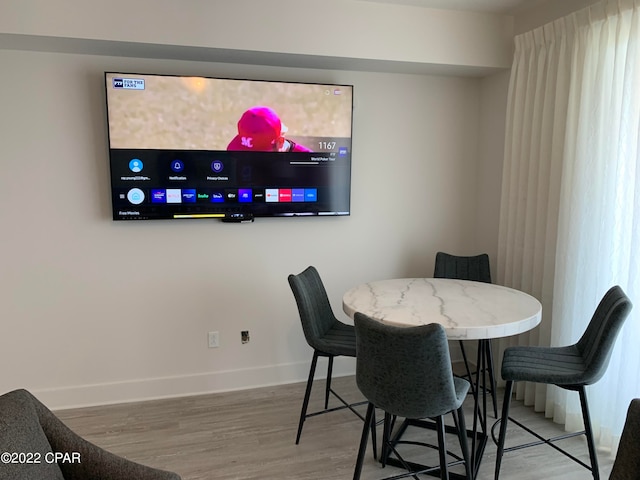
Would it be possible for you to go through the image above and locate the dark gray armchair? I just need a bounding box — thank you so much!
[609,398,640,480]
[0,389,181,480]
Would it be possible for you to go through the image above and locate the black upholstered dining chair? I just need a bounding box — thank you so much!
[493,285,633,480]
[609,398,640,480]
[433,251,498,417]
[352,312,471,480]
[288,266,375,450]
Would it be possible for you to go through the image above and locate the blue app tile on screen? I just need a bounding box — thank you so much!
[238,189,253,203]
[211,191,225,203]
[292,189,305,202]
[151,189,166,203]
[182,189,196,203]
[304,189,317,202]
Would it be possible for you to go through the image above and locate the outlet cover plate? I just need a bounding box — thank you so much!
[208,331,220,348]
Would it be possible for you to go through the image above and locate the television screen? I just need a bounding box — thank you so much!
[104,72,353,221]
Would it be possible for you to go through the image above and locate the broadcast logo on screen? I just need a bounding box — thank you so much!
[112,78,145,90]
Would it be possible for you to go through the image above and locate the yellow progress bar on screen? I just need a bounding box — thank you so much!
[173,213,225,219]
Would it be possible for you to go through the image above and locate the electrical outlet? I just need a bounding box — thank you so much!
[241,330,250,344]
[208,331,220,348]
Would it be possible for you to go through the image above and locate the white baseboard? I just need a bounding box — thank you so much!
[34,357,356,410]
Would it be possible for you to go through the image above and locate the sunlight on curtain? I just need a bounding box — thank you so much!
[497,0,640,454]
[553,0,640,453]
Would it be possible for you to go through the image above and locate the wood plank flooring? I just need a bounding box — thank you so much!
[55,376,615,479]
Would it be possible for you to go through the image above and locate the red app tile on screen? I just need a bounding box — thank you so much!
[279,189,292,202]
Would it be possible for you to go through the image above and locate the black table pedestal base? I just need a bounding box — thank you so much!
[382,418,486,480]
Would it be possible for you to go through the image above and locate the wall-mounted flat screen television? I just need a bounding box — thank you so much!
[104,72,353,221]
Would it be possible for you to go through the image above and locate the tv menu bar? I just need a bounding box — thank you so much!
[120,188,319,206]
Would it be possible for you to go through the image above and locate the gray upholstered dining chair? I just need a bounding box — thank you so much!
[433,251,498,417]
[0,389,181,480]
[494,285,633,480]
[352,312,471,480]
[433,252,492,284]
[609,398,640,480]
[288,266,375,450]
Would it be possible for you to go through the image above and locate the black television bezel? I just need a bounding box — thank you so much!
[104,72,354,222]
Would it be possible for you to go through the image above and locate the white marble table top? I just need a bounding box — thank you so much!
[342,278,542,340]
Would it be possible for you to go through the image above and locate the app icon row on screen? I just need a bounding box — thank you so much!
[128,158,226,174]
[126,188,318,205]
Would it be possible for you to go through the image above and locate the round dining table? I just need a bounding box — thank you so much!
[342,277,542,479]
[343,277,541,339]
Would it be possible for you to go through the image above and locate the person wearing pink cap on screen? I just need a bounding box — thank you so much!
[227,106,312,152]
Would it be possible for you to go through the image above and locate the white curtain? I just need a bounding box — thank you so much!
[497,0,640,455]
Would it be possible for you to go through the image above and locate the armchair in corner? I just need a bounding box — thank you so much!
[0,389,181,480]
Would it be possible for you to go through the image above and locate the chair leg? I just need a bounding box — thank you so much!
[371,408,378,461]
[579,387,600,480]
[484,339,498,418]
[494,380,514,480]
[353,403,375,480]
[381,412,393,467]
[325,355,334,409]
[436,415,449,480]
[455,406,472,480]
[296,351,319,444]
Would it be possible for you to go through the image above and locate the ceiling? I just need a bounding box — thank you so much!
[359,0,543,14]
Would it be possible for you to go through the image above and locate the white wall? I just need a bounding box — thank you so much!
[475,70,511,267]
[0,46,483,408]
[0,0,510,408]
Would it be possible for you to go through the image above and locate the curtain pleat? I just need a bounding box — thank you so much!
[497,19,572,412]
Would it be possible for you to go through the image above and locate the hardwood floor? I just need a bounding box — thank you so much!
[55,376,614,479]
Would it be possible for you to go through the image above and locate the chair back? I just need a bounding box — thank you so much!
[433,251,492,283]
[354,312,463,419]
[288,266,339,350]
[610,398,640,480]
[576,285,633,385]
